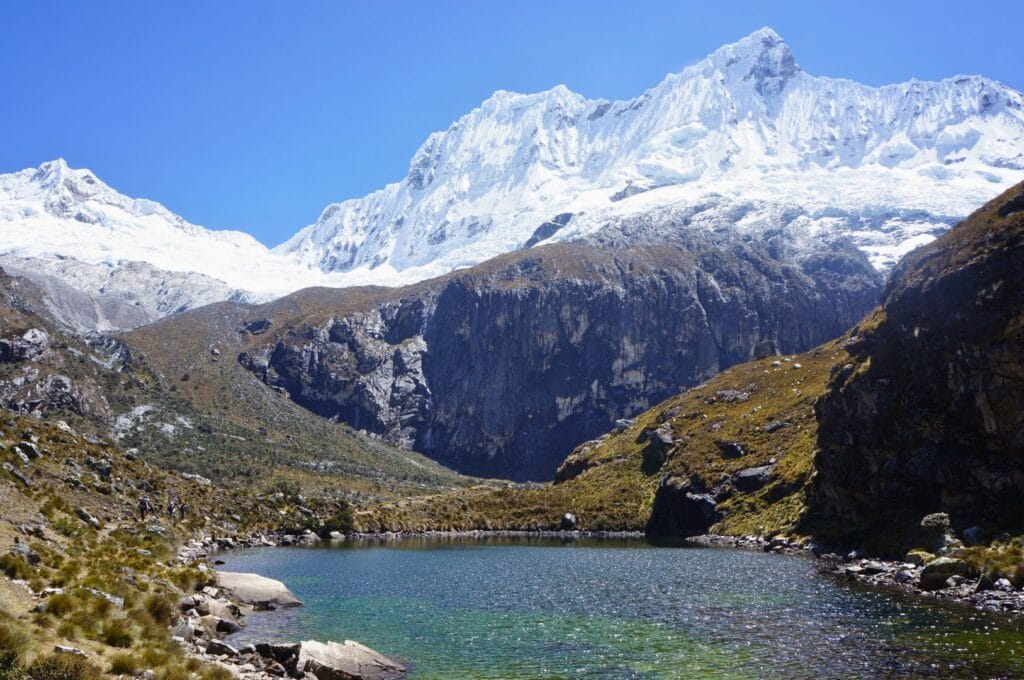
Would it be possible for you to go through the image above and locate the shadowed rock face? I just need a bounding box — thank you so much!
[809,182,1024,549]
[240,233,880,480]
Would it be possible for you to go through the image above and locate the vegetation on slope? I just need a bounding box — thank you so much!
[0,415,287,677]
[357,341,848,537]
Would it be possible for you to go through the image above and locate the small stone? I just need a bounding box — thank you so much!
[861,561,887,575]
[895,569,915,584]
[975,574,995,592]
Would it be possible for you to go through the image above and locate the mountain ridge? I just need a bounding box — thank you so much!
[2,28,1023,331]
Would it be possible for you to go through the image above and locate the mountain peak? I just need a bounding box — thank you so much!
[705,27,799,96]
[32,158,71,189]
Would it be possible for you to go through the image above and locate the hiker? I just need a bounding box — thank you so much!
[167,499,176,519]
[138,496,151,521]
[179,503,189,522]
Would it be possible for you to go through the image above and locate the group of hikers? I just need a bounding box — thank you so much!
[137,495,189,523]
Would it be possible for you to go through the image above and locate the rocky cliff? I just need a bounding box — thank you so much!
[238,230,880,480]
[808,182,1024,549]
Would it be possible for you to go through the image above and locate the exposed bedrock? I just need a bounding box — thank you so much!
[240,236,880,480]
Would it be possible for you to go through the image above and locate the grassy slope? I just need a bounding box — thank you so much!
[0,414,288,677]
[357,340,847,535]
[115,299,468,496]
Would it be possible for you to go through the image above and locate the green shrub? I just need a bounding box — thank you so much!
[142,594,174,626]
[55,622,77,641]
[318,500,356,537]
[24,654,102,680]
[0,554,31,581]
[44,594,75,618]
[98,618,133,648]
[51,518,81,539]
[0,619,29,676]
[107,654,139,675]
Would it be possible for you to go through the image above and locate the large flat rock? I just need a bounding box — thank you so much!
[215,571,302,608]
[298,640,406,680]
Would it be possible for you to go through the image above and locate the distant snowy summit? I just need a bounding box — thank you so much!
[281,27,1024,274]
[2,28,1024,328]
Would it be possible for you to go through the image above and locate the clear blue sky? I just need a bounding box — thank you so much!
[3,1,1022,246]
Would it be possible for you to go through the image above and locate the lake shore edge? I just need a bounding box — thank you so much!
[175,526,1024,676]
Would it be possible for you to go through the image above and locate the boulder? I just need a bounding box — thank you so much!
[920,557,971,591]
[75,507,101,529]
[216,571,302,608]
[10,541,40,565]
[716,441,747,459]
[238,319,272,335]
[15,441,42,460]
[731,465,774,493]
[205,639,238,658]
[963,526,984,546]
[169,621,194,642]
[3,462,31,487]
[216,619,242,635]
[904,549,934,566]
[641,423,675,473]
[297,640,406,680]
[752,340,780,360]
[255,643,301,670]
[645,476,721,537]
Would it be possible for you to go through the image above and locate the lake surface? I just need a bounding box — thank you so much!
[219,536,1024,679]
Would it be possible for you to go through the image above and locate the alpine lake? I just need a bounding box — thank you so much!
[219,536,1024,679]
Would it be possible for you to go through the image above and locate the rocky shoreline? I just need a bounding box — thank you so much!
[172,526,1024,678]
[174,532,407,679]
[689,533,1024,619]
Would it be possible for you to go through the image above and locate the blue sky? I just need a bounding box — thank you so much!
[3,1,1022,246]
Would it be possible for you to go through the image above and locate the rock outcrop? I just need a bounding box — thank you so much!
[240,232,880,480]
[215,571,302,608]
[809,182,1024,550]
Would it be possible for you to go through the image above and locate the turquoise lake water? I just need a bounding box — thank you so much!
[219,536,1024,679]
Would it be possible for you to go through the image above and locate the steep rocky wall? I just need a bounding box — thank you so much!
[239,234,880,480]
[809,183,1024,549]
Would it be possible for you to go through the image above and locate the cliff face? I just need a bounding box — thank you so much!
[809,182,1024,547]
[239,233,880,480]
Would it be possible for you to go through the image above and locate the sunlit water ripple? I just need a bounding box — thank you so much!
[219,537,1024,679]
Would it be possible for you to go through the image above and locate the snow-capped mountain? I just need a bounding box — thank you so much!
[3,28,1024,331]
[0,159,336,329]
[281,27,1024,274]
[0,159,322,296]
